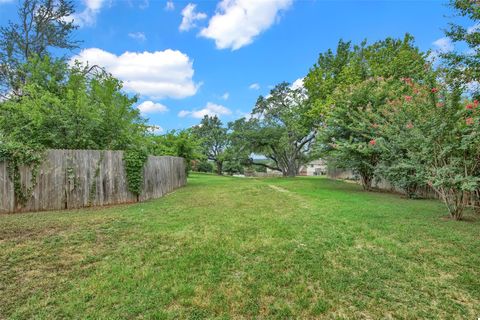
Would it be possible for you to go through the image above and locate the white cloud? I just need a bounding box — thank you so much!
[72,48,199,99]
[433,37,454,53]
[128,32,146,42]
[178,102,232,118]
[249,83,260,90]
[199,0,292,50]
[165,0,174,11]
[221,92,229,100]
[291,78,304,90]
[70,0,106,27]
[137,101,169,113]
[179,3,207,32]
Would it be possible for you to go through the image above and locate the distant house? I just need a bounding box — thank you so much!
[264,159,328,176]
[299,159,327,176]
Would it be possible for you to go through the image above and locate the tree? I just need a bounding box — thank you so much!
[443,0,480,98]
[304,39,361,121]
[230,82,317,177]
[0,56,147,150]
[378,79,479,220]
[146,129,201,173]
[0,0,78,96]
[306,35,430,189]
[320,79,395,190]
[193,115,229,175]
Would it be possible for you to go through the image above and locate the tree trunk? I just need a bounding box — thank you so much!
[360,173,373,191]
[282,161,297,177]
[216,161,223,175]
[474,189,480,215]
[441,188,465,220]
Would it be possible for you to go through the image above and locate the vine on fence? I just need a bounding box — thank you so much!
[0,142,44,205]
[124,148,148,198]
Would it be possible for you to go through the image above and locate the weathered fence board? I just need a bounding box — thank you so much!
[0,149,186,213]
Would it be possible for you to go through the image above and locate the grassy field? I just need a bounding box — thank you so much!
[1,173,479,319]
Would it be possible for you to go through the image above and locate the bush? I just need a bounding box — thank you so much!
[195,160,214,173]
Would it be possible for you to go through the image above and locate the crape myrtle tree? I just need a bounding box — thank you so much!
[339,77,434,196]
[193,115,229,175]
[0,0,78,97]
[373,79,480,220]
[230,82,318,177]
[305,34,431,190]
[442,0,480,212]
[321,78,394,190]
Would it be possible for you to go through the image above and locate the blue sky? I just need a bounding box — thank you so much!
[0,0,459,133]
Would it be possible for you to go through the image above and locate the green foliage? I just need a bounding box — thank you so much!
[222,158,244,175]
[443,0,480,97]
[308,35,430,190]
[0,56,148,150]
[308,33,479,218]
[376,81,480,219]
[305,34,429,121]
[0,140,44,205]
[0,0,78,95]
[230,82,318,177]
[146,129,201,173]
[194,160,214,173]
[123,148,148,197]
[192,115,229,175]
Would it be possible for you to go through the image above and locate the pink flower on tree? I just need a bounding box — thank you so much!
[466,117,474,125]
[431,88,438,93]
[369,139,376,146]
[404,96,412,102]
[466,104,474,110]
[436,102,444,108]
[406,122,414,129]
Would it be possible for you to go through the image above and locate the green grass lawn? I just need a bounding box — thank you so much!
[1,174,479,319]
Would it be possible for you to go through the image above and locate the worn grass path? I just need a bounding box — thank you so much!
[1,174,479,319]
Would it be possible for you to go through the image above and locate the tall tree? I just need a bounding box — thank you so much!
[0,0,78,96]
[306,35,430,189]
[442,0,479,98]
[230,82,317,177]
[193,115,229,175]
[304,39,361,121]
[0,56,147,150]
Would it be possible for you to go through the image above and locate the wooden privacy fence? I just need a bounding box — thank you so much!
[0,149,187,213]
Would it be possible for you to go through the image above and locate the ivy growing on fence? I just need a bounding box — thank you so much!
[0,142,44,205]
[124,148,148,198]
